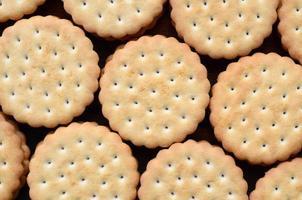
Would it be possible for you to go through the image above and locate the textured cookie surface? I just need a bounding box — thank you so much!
[99,35,210,148]
[28,122,139,200]
[210,53,302,165]
[0,113,30,190]
[0,16,100,128]
[63,0,166,39]
[250,158,302,200]
[0,0,45,22]
[138,140,248,200]
[279,0,302,64]
[0,114,27,200]
[170,0,279,59]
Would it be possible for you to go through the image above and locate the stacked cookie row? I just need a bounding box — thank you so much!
[0,0,295,59]
[3,118,302,200]
[0,0,302,199]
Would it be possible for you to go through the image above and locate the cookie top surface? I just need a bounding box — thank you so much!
[250,158,302,200]
[279,0,302,64]
[0,114,25,200]
[170,0,279,59]
[27,122,139,200]
[210,53,302,165]
[0,113,30,175]
[0,0,45,22]
[63,0,166,39]
[99,35,210,148]
[0,16,100,128]
[138,140,248,200]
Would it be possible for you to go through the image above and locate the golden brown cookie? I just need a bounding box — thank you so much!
[279,0,302,64]
[99,35,210,148]
[63,0,166,39]
[211,53,302,165]
[0,16,100,128]
[0,0,45,22]
[27,122,139,200]
[0,113,29,200]
[250,158,302,200]
[139,140,248,200]
[170,0,279,59]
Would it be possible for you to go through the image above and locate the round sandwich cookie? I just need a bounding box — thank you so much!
[210,53,302,165]
[170,0,279,59]
[0,0,45,22]
[250,158,302,200]
[99,35,210,148]
[0,112,30,200]
[0,16,100,128]
[138,140,248,200]
[63,0,166,40]
[279,0,302,64]
[27,122,139,200]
